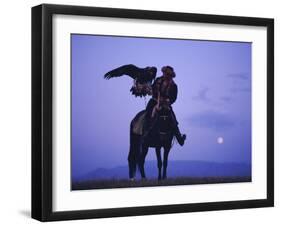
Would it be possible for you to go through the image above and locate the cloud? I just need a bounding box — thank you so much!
[227,73,251,93]
[227,73,249,80]
[192,87,210,102]
[187,110,235,131]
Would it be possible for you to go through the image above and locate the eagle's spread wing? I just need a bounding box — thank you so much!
[104,64,141,80]
[104,64,157,97]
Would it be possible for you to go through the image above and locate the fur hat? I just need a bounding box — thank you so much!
[162,66,176,78]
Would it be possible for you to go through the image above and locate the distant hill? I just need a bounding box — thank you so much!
[75,160,251,182]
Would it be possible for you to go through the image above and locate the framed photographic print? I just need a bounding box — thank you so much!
[32,4,274,221]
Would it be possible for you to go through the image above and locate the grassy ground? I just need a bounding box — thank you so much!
[72,176,251,190]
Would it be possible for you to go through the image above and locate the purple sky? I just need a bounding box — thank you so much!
[71,34,252,179]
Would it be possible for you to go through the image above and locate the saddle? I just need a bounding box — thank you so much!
[132,108,171,137]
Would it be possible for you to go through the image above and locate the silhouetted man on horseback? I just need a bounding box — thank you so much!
[144,66,186,146]
[104,64,186,180]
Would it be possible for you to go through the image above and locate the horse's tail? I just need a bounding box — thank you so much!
[128,124,137,178]
[128,111,145,179]
[129,121,139,153]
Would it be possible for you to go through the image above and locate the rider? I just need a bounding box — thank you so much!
[145,66,186,146]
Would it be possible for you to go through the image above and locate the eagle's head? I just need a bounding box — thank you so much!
[146,66,157,81]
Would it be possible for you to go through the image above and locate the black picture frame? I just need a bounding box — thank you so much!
[32,3,274,222]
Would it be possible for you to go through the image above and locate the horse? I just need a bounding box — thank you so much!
[128,107,175,180]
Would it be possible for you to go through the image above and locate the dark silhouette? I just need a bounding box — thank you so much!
[104,64,157,97]
[128,107,176,180]
[144,66,186,145]
[104,65,186,180]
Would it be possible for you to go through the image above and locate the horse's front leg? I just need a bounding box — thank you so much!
[155,147,162,180]
[163,146,171,179]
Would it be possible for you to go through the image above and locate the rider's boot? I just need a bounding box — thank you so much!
[169,111,186,146]
[173,124,186,146]
[175,130,186,146]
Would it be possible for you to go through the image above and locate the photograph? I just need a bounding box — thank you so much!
[71,34,252,190]
[31,3,274,221]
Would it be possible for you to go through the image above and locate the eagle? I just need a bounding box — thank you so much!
[104,64,157,97]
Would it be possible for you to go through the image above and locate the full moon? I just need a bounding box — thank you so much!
[217,137,224,144]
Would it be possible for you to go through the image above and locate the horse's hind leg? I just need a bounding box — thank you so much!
[138,145,149,179]
[163,147,171,179]
[128,133,139,180]
[155,147,162,180]
[128,148,136,180]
